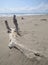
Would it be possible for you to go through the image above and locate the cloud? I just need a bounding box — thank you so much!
[24,2,48,11]
[0,2,48,13]
[36,2,48,11]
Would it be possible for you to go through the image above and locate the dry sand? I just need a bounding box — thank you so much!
[0,15,48,65]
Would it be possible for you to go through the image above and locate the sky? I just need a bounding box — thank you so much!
[0,0,48,14]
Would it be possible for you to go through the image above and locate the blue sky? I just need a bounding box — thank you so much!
[0,0,48,14]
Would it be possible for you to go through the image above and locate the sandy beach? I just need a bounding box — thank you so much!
[0,14,48,65]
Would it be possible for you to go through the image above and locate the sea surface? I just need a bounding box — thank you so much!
[0,13,47,17]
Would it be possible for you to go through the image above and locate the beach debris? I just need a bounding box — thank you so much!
[41,19,47,21]
[5,20,11,33]
[21,17,24,20]
[13,15,21,36]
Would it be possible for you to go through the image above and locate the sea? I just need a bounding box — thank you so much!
[0,13,47,17]
[0,13,32,17]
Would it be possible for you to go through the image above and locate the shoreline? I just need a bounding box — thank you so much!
[0,14,48,17]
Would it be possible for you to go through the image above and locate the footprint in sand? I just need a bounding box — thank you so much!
[34,24,39,26]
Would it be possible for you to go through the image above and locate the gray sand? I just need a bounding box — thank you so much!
[0,15,48,65]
